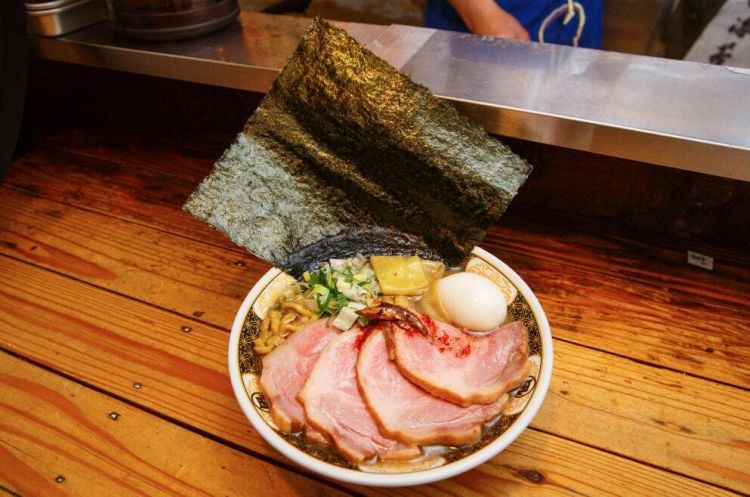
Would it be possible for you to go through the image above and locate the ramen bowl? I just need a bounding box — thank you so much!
[228,246,552,487]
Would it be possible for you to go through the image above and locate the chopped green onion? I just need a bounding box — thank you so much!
[300,258,380,316]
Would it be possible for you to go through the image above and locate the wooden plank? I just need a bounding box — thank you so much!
[34,127,750,255]
[541,340,750,492]
[34,128,222,181]
[0,188,268,328]
[0,256,745,494]
[4,142,749,388]
[481,218,750,388]
[0,352,352,497]
[3,343,728,497]
[6,144,236,250]
[0,253,261,455]
[362,430,736,497]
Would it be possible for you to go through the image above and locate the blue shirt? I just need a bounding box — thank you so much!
[425,0,603,49]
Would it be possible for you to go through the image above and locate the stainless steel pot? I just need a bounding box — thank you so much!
[25,0,107,37]
[104,0,239,41]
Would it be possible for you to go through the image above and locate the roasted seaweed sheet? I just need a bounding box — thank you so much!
[184,18,531,270]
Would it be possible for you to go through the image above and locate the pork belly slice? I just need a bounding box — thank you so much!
[259,319,339,433]
[358,327,506,446]
[385,319,530,406]
[298,329,420,463]
[304,426,329,446]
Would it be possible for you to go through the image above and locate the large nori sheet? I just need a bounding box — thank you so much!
[184,18,532,270]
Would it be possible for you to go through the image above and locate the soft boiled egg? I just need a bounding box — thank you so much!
[435,272,508,331]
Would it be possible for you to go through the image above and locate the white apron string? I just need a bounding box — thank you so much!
[538,0,587,47]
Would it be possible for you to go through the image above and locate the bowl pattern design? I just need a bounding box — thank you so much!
[234,250,545,473]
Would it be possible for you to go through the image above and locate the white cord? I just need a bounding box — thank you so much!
[538,0,587,47]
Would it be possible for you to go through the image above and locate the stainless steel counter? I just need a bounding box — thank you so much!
[30,11,750,181]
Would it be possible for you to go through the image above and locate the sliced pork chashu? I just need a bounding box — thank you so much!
[259,319,338,433]
[357,326,505,446]
[385,319,530,406]
[298,329,420,462]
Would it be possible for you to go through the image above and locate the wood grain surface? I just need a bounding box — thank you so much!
[4,133,749,389]
[0,262,738,497]
[3,341,731,497]
[9,137,233,248]
[483,220,750,388]
[0,255,746,494]
[0,188,263,328]
[0,353,351,497]
[1,126,748,496]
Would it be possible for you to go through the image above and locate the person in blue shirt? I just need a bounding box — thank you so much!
[425,0,603,49]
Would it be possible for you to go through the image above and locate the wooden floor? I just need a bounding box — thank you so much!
[0,124,749,496]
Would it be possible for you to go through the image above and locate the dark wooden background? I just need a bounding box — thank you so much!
[18,60,750,261]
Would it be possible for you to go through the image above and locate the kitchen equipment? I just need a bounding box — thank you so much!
[25,0,106,37]
[104,0,239,42]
